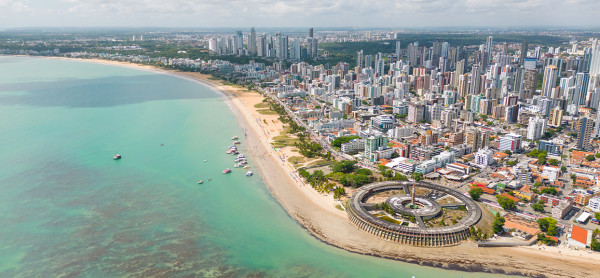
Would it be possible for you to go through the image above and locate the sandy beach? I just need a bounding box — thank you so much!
[51,57,600,278]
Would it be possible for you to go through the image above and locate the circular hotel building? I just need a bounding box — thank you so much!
[346,181,481,247]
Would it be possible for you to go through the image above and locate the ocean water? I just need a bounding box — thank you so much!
[0,56,501,277]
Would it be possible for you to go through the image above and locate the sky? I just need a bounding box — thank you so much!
[0,0,599,29]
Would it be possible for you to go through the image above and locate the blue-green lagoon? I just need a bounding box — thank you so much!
[0,56,500,277]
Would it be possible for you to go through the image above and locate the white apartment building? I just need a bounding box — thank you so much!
[474,148,494,167]
[526,116,547,140]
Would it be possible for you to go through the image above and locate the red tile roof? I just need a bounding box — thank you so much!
[571,225,588,245]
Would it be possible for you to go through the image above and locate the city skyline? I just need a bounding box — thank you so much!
[1,0,600,29]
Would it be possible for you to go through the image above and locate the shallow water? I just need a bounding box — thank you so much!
[0,56,504,277]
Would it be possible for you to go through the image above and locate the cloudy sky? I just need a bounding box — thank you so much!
[0,0,599,28]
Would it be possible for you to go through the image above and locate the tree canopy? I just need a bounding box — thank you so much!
[469,187,483,201]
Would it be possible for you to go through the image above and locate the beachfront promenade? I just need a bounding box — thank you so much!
[347,181,482,247]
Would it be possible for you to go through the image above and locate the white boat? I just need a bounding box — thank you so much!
[246,171,253,176]
[113,154,122,160]
[233,141,241,145]
[231,136,238,140]
[203,160,207,162]
[197,180,204,184]
[236,154,246,159]
[234,163,244,168]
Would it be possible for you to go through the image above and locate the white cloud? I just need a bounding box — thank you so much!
[0,0,32,13]
[1,0,598,27]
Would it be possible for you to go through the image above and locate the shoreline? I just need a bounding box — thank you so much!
[40,56,600,277]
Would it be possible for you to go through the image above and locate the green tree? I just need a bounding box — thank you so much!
[355,168,372,176]
[331,136,360,148]
[537,153,547,165]
[537,217,558,236]
[492,213,506,234]
[591,238,600,251]
[504,150,512,155]
[469,187,484,201]
[540,187,558,195]
[411,172,424,182]
[548,159,559,166]
[333,186,346,200]
[496,195,516,210]
[532,203,544,212]
[507,160,517,166]
[561,166,567,172]
[586,155,596,161]
[331,161,357,173]
[596,153,600,158]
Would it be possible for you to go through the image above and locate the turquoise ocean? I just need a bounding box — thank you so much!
[0,56,501,277]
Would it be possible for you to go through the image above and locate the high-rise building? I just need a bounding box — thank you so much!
[408,102,425,123]
[519,40,528,66]
[469,66,481,96]
[274,33,288,60]
[365,133,389,162]
[407,42,419,66]
[365,55,373,69]
[548,106,564,127]
[577,117,594,150]
[248,27,257,56]
[590,39,600,76]
[307,28,318,59]
[522,69,538,99]
[208,38,218,53]
[396,41,402,60]
[485,36,493,62]
[574,72,590,105]
[541,65,558,97]
[257,35,266,57]
[233,31,244,55]
[593,111,600,138]
[375,59,385,76]
[465,127,489,152]
[474,148,494,167]
[499,133,522,152]
[356,50,364,69]
[454,59,465,86]
[526,116,547,140]
[289,38,301,60]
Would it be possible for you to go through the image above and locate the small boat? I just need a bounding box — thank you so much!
[160,144,164,146]
[243,166,250,169]
[203,160,207,162]
[113,154,122,160]
[231,136,238,140]
[233,141,241,145]
[236,154,246,159]
[234,163,243,168]
[222,168,232,174]
[197,180,204,184]
[246,171,253,176]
